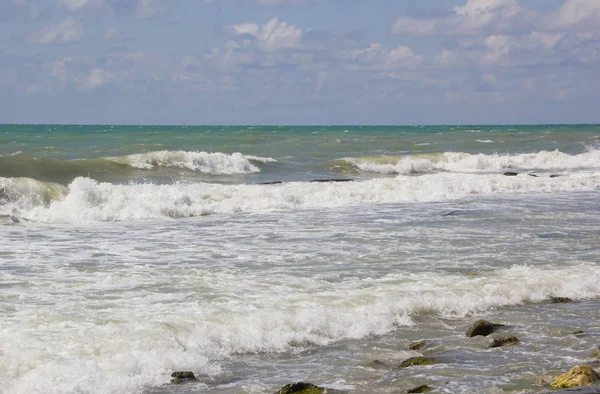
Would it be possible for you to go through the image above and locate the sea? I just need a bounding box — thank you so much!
[1,124,600,394]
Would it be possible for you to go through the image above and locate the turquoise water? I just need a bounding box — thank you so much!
[1,124,600,393]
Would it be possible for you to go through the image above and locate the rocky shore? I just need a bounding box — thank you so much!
[167,296,600,393]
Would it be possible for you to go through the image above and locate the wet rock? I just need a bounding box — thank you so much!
[397,356,436,368]
[406,384,433,393]
[528,173,539,177]
[408,341,426,351]
[592,347,600,360]
[573,330,585,335]
[489,336,519,348]
[503,171,519,176]
[309,178,354,183]
[550,365,599,389]
[170,371,197,384]
[367,359,388,369]
[551,297,574,303]
[466,320,505,337]
[274,382,327,394]
[549,174,563,178]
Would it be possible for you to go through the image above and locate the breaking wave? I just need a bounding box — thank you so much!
[334,149,600,174]
[3,171,599,223]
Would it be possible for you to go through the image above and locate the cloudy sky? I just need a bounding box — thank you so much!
[1,0,599,125]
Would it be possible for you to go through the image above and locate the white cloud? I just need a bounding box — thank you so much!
[231,18,303,52]
[27,18,83,45]
[80,67,113,91]
[391,0,532,36]
[135,0,163,18]
[343,43,423,70]
[58,0,90,11]
[552,0,600,30]
[51,58,72,80]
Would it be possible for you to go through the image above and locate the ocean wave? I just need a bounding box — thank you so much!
[108,151,276,174]
[6,172,599,223]
[335,149,600,174]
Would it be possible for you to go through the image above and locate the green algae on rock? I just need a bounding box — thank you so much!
[397,356,436,368]
[408,341,426,351]
[550,365,599,389]
[489,336,519,348]
[550,297,573,303]
[274,382,327,394]
[170,371,197,384]
[466,319,505,337]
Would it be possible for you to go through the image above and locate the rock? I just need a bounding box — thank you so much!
[573,330,585,335]
[592,347,600,360]
[408,341,426,351]
[550,174,563,178]
[527,173,539,177]
[406,384,433,393]
[274,382,327,394]
[503,171,519,176]
[309,178,354,183]
[170,371,197,384]
[489,336,519,348]
[551,297,574,303]
[367,359,388,369]
[466,320,505,337]
[398,356,436,368]
[550,365,599,389]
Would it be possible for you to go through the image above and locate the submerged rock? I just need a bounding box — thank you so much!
[592,347,600,360]
[406,384,433,393]
[573,330,585,335]
[551,297,574,303]
[170,371,197,384]
[397,356,436,368]
[274,382,327,394]
[503,171,519,176]
[408,341,426,351]
[466,320,505,337]
[550,365,599,389]
[367,359,388,369]
[489,336,519,348]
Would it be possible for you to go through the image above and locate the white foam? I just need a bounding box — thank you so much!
[343,149,600,174]
[2,260,600,394]
[10,172,599,223]
[109,150,275,174]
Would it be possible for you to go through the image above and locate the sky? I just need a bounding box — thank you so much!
[1,0,599,125]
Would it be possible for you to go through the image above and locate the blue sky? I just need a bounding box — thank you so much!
[1,0,599,125]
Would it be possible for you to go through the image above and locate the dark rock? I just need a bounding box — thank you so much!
[489,336,519,348]
[309,178,354,183]
[398,356,436,368]
[550,174,563,178]
[551,297,574,303]
[367,359,388,369]
[503,171,519,176]
[408,341,426,351]
[466,320,505,337]
[573,330,584,335]
[274,382,326,394]
[261,181,283,185]
[592,347,600,360]
[527,173,539,177]
[170,371,197,384]
[406,384,433,393]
